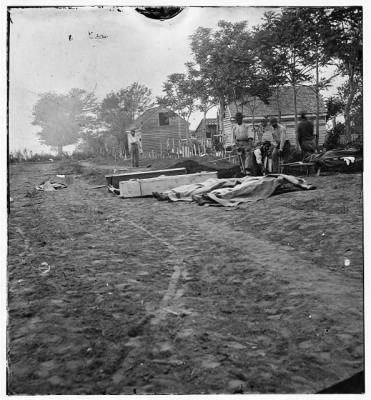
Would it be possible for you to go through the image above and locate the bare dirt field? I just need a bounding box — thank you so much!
[7,159,363,394]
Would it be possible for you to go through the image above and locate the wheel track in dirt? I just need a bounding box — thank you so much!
[110,201,363,393]
[7,163,363,394]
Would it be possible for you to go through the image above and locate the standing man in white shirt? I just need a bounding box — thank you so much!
[269,117,287,173]
[232,112,253,174]
[127,129,142,167]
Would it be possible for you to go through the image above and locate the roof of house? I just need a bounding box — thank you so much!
[227,86,327,119]
[128,106,186,130]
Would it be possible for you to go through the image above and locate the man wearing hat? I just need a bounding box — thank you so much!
[127,128,142,167]
[269,117,287,172]
[232,112,253,173]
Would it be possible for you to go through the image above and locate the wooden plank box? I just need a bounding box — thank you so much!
[105,168,187,188]
[119,171,218,198]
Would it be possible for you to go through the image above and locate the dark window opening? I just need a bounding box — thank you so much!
[159,112,170,126]
[206,125,217,138]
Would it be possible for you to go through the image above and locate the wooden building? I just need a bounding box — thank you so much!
[129,106,189,154]
[222,86,327,148]
[194,117,219,149]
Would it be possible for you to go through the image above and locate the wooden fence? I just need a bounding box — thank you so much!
[142,137,239,165]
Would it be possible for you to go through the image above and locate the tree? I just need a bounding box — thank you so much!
[186,64,217,143]
[337,75,363,137]
[118,82,154,120]
[321,7,362,142]
[294,8,341,148]
[95,83,153,157]
[32,88,97,155]
[157,73,196,139]
[188,20,273,146]
[256,9,315,144]
[253,12,290,121]
[99,92,133,157]
[326,95,345,118]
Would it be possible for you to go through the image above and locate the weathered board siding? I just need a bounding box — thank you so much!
[259,118,327,146]
[223,105,327,147]
[223,110,234,147]
[222,85,328,147]
[140,108,189,153]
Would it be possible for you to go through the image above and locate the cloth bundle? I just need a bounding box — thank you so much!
[153,174,314,207]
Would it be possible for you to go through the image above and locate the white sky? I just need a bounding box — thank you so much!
[1,1,371,397]
[7,5,347,154]
[8,6,275,153]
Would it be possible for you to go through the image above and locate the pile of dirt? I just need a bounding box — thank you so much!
[169,159,243,179]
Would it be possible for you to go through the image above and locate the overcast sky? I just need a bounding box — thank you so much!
[8,5,346,153]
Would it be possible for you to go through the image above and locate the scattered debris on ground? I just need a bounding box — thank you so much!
[8,161,363,394]
[36,180,68,191]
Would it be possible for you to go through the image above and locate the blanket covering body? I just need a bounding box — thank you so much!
[153,174,314,207]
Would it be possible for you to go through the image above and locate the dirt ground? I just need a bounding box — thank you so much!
[7,159,364,394]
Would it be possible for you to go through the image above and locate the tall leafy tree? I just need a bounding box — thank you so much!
[118,82,154,120]
[229,24,272,134]
[32,88,98,155]
[188,20,272,144]
[294,8,342,147]
[321,7,362,142]
[186,63,217,140]
[188,22,243,141]
[256,9,315,141]
[97,83,153,156]
[99,92,133,157]
[253,12,289,121]
[157,73,196,139]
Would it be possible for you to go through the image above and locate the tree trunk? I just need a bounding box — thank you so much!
[57,144,63,156]
[275,86,281,121]
[293,82,298,148]
[219,97,225,149]
[292,50,299,148]
[186,113,191,141]
[251,98,256,143]
[177,114,181,141]
[315,54,320,149]
[203,110,207,141]
[344,64,356,144]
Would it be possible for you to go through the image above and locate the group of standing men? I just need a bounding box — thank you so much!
[232,112,316,176]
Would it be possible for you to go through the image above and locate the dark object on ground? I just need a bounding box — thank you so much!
[170,160,216,173]
[317,371,364,394]
[218,166,243,179]
[170,159,244,179]
[286,149,304,163]
[306,148,363,173]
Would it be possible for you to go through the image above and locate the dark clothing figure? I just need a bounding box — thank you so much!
[249,141,272,176]
[297,115,315,157]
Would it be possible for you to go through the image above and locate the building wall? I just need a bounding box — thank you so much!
[223,112,327,147]
[195,123,217,140]
[139,109,189,153]
[223,107,234,148]
[259,116,327,146]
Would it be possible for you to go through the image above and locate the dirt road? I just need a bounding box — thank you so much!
[7,161,363,394]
